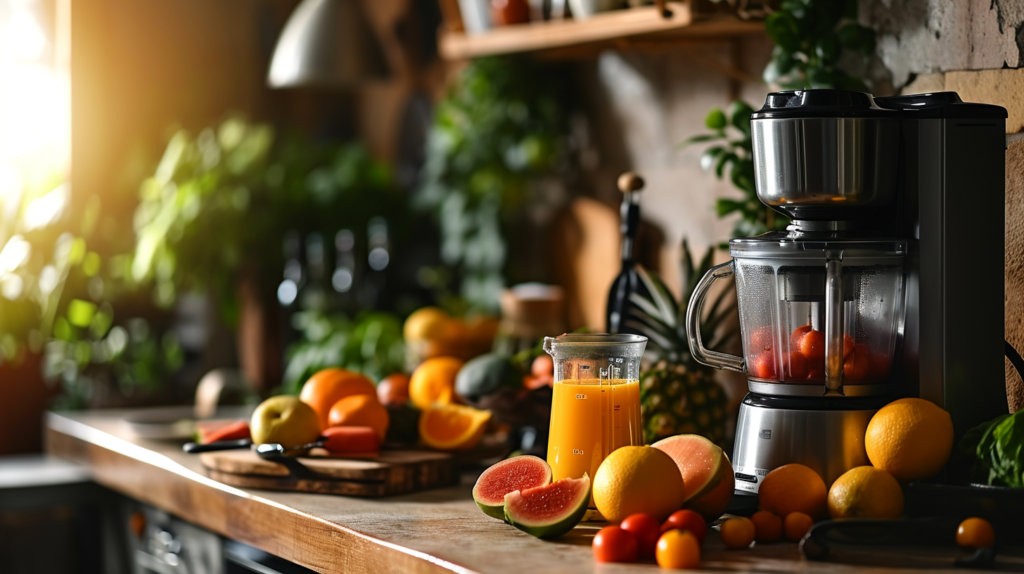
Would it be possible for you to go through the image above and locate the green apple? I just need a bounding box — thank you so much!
[250,396,321,447]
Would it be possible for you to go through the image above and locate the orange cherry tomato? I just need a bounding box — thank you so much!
[620,513,661,559]
[592,526,638,563]
[795,328,825,361]
[789,324,812,350]
[956,517,995,549]
[720,517,755,549]
[751,510,783,543]
[784,512,814,542]
[662,509,707,544]
[656,529,700,569]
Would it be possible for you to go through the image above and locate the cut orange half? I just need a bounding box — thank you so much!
[419,404,491,450]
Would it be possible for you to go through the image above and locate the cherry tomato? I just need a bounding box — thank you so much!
[661,509,707,544]
[956,517,995,549]
[784,512,814,542]
[788,352,809,380]
[794,328,825,361]
[789,324,812,350]
[592,525,638,563]
[843,343,870,380]
[620,513,661,559]
[751,510,782,543]
[750,327,774,354]
[752,352,776,379]
[656,529,700,569]
[720,517,755,549]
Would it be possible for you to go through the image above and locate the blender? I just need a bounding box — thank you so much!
[543,334,646,506]
[686,89,1009,498]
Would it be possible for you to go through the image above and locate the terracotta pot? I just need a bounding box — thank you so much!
[236,271,283,397]
[0,353,53,455]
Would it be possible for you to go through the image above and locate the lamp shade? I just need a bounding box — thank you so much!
[267,0,390,89]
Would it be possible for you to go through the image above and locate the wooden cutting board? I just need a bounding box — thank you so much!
[199,449,457,496]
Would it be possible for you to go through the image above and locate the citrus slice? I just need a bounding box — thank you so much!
[419,404,491,450]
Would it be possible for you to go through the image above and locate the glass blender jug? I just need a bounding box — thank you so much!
[687,236,907,397]
[543,334,647,488]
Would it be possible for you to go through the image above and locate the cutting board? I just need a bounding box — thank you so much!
[199,449,457,496]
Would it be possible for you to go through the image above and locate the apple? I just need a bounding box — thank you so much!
[250,396,321,447]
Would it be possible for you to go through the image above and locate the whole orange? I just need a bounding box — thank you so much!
[783,512,814,542]
[720,517,755,549]
[865,398,953,482]
[409,357,464,409]
[299,368,377,430]
[750,510,782,543]
[327,394,390,440]
[758,464,828,519]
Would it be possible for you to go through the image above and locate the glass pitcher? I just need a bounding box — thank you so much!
[543,334,647,490]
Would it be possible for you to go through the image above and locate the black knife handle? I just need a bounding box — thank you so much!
[182,439,252,453]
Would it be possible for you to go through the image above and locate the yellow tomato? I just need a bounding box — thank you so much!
[956,517,995,549]
[655,529,700,569]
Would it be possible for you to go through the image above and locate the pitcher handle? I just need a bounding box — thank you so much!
[686,260,745,373]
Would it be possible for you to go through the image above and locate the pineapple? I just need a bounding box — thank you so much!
[627,240,737,446]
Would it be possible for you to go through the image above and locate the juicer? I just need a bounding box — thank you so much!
[685,90,1009,497]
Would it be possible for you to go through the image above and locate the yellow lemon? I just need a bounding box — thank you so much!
[827,466,904,519]
[865,398,953,482]
[593,445,686,523]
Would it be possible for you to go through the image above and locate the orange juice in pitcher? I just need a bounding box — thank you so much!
[543,334,647,504]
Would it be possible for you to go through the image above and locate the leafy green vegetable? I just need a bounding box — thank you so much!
[962,411,1024,488]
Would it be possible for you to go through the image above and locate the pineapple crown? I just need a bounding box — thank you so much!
[627,239,737,366]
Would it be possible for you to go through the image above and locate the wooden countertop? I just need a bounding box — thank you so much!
[46,408,1013,574]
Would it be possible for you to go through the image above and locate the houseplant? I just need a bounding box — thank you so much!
[131,117,400,393]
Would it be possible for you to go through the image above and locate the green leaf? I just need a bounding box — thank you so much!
[678,133,725,148]
[716,199,745,217]
[67,299,97,329]
[727,101,755,135]
[715,152,738,178]
[700,147,726,171]
[765,12,801,53]
[704,108,727,130]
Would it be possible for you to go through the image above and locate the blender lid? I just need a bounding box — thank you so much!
[751,89,896,120]
[729,231,906,260]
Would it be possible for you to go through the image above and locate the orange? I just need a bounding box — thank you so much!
[865,398,953,482]
[327,394,390,441]
[418,403,491,450]
[750,510,782,543]
[827,466,903,519]
[403,307,455,341]
[720,517,755,549]
[299,368,377,429]
[409,357,464,409]
[758,464,828,519]
[592,446,686,523]
[783,512,814,542]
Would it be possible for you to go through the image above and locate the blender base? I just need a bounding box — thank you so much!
[731,393,889,495]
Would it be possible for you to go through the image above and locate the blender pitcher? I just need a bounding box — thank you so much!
[543,334,647,491]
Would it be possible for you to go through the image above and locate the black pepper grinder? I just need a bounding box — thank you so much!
[606,171,645,334]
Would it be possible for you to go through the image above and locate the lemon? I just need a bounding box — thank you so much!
[827,466,904,519]
[593,446,686,523]
[865,398,953,482]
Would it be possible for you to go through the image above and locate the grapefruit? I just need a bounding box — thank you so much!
[593,446,686,523]
[652,434,735,521]
[504,474,591,539]
[472,456,552,520]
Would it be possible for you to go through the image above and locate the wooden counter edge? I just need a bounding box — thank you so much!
[44,412,478,574]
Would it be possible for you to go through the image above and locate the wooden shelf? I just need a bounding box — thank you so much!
[438,2,765,60]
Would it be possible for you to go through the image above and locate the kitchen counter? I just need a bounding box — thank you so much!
[46,408,1018,574]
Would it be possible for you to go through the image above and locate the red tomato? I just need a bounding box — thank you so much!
[749,327,774,354]
[789,325,812,351]
[592,526,638,564]
[956,517,994,549]
[868,351,890,379]
[796,329,825,362]
[620,514,661,559]
[752,352,777,379]
[843,344,870,380]
[843,334,856,359]
[787,352,809,380]
[662,510,707,543]
[656,529,701,569]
